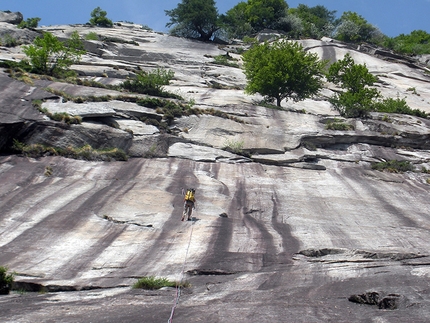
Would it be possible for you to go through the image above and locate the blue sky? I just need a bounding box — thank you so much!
[3,0,429,37]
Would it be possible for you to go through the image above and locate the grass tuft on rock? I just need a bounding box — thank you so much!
[133,276,189,290]
[12,140,128,161]
[325,119,355,131]
[371,160,414,173]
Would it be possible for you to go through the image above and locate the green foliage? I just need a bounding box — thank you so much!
[85,32,99,40]
[12,140,128,161]
[287,4,337,39]
[0,60,33,79]
[371,160,414,173]
[22,31,85,77]
[243,0,288,31]
[18,17,41,29]
[325,119,354,131]
[276,14,303,38]
[220,0,288,38]
[1,34,19,47]
[327,55,427,119]
[302,141,317,151]
[165,0,220,41]
[327,53,379,118]
[328,91,378,118]
[219,2,252,39]
[243,40,326,106]
[212,54,239,67]
[258,99,283,110]
[138,97,199,127]
[121,68,175,97]
[0,266,15,295]
[89,7,113,27]
[223,139,245,154]
[133,276,187,290]
[327,54,378,93]
[136,96,243,131]
[383,30,430,55]
[51,112,82,124]
[100,36,139,46]
[407,87,418,95]
[141,24,153,31]
[34,99,83,124]
[334,11,381,43]
[373,97,427,118]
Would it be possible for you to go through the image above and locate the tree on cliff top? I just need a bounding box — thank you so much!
[165,0,220,41]
[220,0,288,39]
[243,40,326,106]
[89,7,113,27]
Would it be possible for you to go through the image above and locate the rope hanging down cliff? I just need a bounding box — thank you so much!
[167,216,196,323]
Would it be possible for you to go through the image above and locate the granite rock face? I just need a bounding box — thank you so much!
[0,23,430,323]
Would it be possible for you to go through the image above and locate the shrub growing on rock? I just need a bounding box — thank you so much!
[328,54,427,119]
[17,17,41,29]
[85,32,99,41]
[12,140,128,161]
[212,54,239,67]
[121,68,175,97]
[327,53,379,118]
[22,31,85,77]
[0,266,14,295]
[371,160,414,173]
[325,119,354,131]
[1,34,19,47]
[373,97,427,118]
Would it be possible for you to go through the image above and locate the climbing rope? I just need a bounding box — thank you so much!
[167,215,195,323]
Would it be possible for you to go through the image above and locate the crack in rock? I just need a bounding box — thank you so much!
[187,269,237,276]
[100,214,153,227]
[299,248,427,262]
[348,291,403,310]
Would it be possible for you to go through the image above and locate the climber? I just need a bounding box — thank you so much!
[181,188,196,221]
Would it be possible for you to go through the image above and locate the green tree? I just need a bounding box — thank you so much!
[221,0,288,38]
[18,17,41,29]
[243,40,326,106]
[245,0,288,31]
[23,31,85,77]
[219,2,252,39]
[89,7,113,27]
[384,30,430,55]
[287,4,337,39]
[334,11,381,43]
[165,0,220,41]
[327,53,379,118]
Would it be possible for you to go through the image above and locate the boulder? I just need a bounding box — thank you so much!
[0,11,23,25]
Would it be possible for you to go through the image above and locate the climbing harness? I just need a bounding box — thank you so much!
[167,211,196,323]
